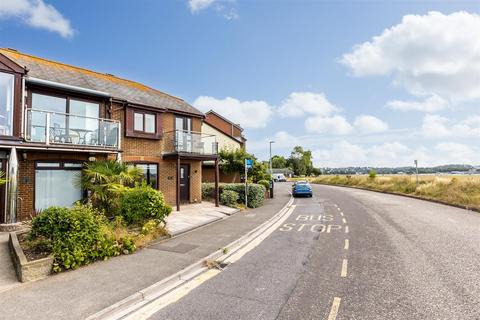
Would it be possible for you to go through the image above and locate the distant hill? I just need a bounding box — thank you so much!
[322,164,478,175]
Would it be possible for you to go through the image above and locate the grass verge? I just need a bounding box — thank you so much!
[305,175,480,211]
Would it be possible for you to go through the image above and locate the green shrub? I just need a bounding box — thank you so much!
[257,179,270,190]
[220,190,239,207]
[202,183,216,199]
[119,184,172,225]
[368,170,377,179]
[30,204,119,272]
[223,183,266,208]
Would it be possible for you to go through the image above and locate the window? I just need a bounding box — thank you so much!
[134,112,143,131]
[34,162,83,210]
[175,116,192,152]
[0,72,15,136]
[131,163,158,189]
[134,111,156,134]
[145,114,155,133]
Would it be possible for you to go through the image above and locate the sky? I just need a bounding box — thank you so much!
[1,0,480,168]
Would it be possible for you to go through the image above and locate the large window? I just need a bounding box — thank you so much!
[0,72,14,136]
[134,111,156,134]
[31,93,100,144]
[131,163,158,189]
[35,162,83,210]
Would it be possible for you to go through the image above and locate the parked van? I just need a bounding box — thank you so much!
[272,173,287,182]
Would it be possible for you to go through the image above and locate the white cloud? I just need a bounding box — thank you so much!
[312,140,476,167]
[187,0,238,19]
[193,96,273,129]
[0,0,74,38]
[188,0,216,13]
[421,114,450,138]
[278,92,339,118]
[434,143,475,164]
[354,115,388,134]
[341,11,480,104]
[305,115,354,135]
[386,95,449,113]
[422,114,480,138]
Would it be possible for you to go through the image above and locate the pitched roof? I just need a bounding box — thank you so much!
[205,110,243,131]
[0,48,203,116]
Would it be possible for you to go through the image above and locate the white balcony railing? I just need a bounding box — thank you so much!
[25,108,120,149]
[163,130,218,155]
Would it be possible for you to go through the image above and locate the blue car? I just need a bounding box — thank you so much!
[292,181,313,197]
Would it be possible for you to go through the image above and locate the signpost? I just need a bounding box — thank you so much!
[245,159,253,208]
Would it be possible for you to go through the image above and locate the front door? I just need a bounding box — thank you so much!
[180,164,190,203]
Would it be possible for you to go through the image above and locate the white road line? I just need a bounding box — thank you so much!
[340,211,344,217]
[341,259,348,277]
[342,218,347,224]
[345,226,349,233]
[337,207,341,211]
[327,297,342,320]
[344,239,349,250]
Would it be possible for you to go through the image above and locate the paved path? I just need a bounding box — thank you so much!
[149,184,480,320]
[0,232,19,293]
[0,186,290,320]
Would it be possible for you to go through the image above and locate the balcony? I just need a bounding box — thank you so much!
[25,109,120,149]
[163,130,218,157]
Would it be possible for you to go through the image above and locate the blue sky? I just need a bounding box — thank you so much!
[1,0,480,167]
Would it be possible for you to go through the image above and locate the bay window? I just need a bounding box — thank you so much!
[134,111,156,134]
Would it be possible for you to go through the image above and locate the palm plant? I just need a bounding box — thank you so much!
[79,160,143,215]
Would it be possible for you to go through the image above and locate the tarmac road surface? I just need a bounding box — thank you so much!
[148,183,480,320]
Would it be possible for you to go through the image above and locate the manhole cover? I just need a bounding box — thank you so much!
[150,243,199,253]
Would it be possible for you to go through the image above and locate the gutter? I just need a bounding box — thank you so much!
[26,77,111,98]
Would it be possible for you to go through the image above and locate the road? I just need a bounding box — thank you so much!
[147,183,480,320]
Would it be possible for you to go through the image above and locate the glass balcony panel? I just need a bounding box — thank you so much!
[164,130,217,155]
[26,109,119,149]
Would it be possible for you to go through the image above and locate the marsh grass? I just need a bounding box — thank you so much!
[308,175,480,210]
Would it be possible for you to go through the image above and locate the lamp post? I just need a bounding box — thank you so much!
[269,141,275,179]
[269,141,275,198]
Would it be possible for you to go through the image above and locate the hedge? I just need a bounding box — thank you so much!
[202,183,266,208]
[220,190,239,207]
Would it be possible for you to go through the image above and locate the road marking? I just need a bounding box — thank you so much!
[337,207,341,211]
[341,259,348,277]
[123,269,221,320]
[344,239,349,250]
[345,226,349,233]
[340,211,344,217]
[327,297,342,320]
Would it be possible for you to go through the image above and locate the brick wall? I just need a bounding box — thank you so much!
[17,151,106,221]
[202,166,240,183]
[112,104,204,207]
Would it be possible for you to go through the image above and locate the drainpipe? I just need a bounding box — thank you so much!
[6,147,18,223]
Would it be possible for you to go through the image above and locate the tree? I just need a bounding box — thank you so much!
[80,160,143,215]
[287,146,313,176]
[218,148,268,183]
[271,155,287,169]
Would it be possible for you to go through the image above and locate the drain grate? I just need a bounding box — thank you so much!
[150,243,199,253]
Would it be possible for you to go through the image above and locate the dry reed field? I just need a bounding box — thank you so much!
[303,174,480,211]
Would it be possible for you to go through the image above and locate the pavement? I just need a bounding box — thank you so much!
[0,232,20,293]
[166,202,239,236]
[0,184,291,320]
[148,184,480,320]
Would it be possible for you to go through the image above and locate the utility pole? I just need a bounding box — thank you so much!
[414,159,419,187]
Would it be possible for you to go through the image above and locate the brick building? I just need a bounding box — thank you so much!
[201,110,246,183]
[0,48,219,223]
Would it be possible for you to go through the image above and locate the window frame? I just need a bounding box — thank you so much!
[125,106,162,139]
[129,162,159,189]
[133,110,156,134]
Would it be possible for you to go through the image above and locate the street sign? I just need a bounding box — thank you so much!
[245,159,253,169]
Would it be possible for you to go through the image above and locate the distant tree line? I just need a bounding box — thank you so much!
[268,146,322,177]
